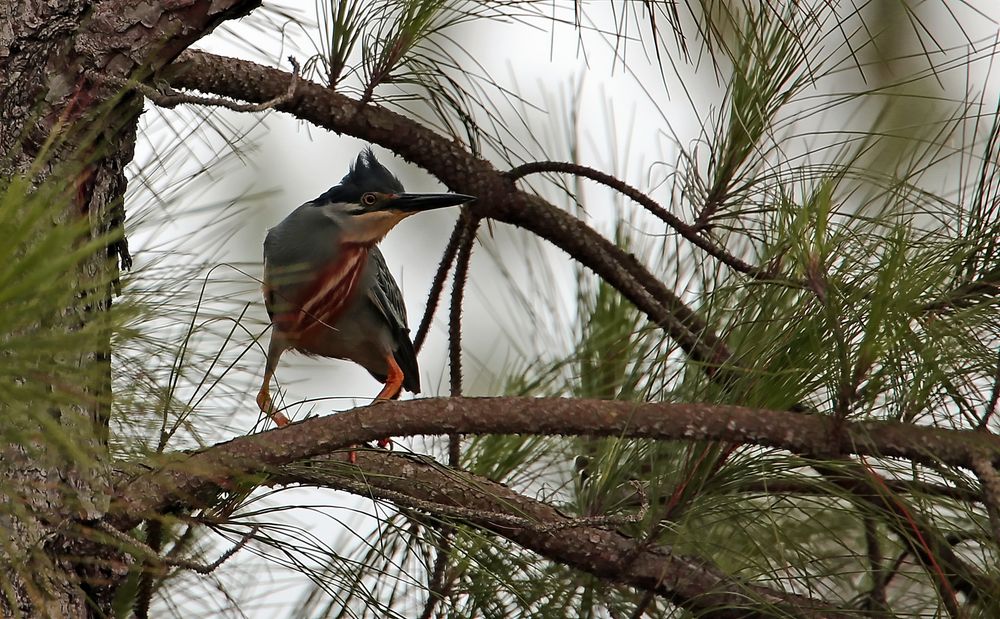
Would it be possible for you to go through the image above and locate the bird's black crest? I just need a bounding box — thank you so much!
[313,148,405,205]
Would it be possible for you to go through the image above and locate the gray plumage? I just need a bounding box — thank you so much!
[257,149,471,422]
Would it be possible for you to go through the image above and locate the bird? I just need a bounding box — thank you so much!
[256,148,474,430]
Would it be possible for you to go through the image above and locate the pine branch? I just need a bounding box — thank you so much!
[115,447,851,618]
[505,161,781,282]
[162,50,735,380]
[112,397,1000,526]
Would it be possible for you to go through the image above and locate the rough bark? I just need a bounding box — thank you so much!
[273,451,853,619]
[110,396,1000,610]
[107,395,1000,615]
[0,1,259,615]
[112,397,1000,527]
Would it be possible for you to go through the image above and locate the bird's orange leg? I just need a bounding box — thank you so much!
[373,354,404,449]
[374,354,405,401]
[345,355,405,463]
[256,369,290,427]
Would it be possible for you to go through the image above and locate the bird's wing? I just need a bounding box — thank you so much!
[366,248,420,392]
[262,229,290,322]
[366,248,409,331]
[262,255,276,322]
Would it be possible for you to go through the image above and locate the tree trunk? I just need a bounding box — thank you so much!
[2,2,130,614]
[0,1,257,614]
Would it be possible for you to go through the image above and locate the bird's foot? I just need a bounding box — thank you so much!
[256,388,290,427]
[369,395,394,449]
[345,440,389,464]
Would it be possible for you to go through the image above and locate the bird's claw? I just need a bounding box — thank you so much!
[346,440,390,464]
[256,388,290,427]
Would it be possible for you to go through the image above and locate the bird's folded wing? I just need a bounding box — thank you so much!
[366,248,410,334]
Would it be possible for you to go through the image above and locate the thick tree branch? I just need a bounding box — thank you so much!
[163,50,734,379]
[115,397,998,604]
[129,448,848,618]
[291,452,847,619]
[114,55,300,112]
[113,397,1000,526]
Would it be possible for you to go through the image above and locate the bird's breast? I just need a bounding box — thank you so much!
[276,244,370,340]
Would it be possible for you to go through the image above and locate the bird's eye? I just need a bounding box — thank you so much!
[361,192,377,206]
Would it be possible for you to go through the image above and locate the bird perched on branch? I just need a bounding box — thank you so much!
[257,148,473,429]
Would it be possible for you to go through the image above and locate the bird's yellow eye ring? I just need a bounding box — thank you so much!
[361,192,377,206]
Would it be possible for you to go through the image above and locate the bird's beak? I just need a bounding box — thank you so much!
[388,192,475,213]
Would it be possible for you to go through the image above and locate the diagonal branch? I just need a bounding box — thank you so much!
[163,50,734,380]
[112,397,999,603]
[280,452,849,619]
[121,448,849,618]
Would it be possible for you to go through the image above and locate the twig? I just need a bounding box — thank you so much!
[139,56,300,112]
[923,268,1000,312]
[133,519,162,619]
[97,522,256,575]
[417,526,454,619]
[861,515,888,613]
[413,216,467,353]
[978,348,1000,431]
[447,214,479,461]
[733,477,982,504]
[629,589,657,619]
[853,459,961,616]
[418,213,479,619]
[506,161,783,282]
[449,213,479,398]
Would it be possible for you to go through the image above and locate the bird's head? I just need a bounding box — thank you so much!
[311,148,474,244]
